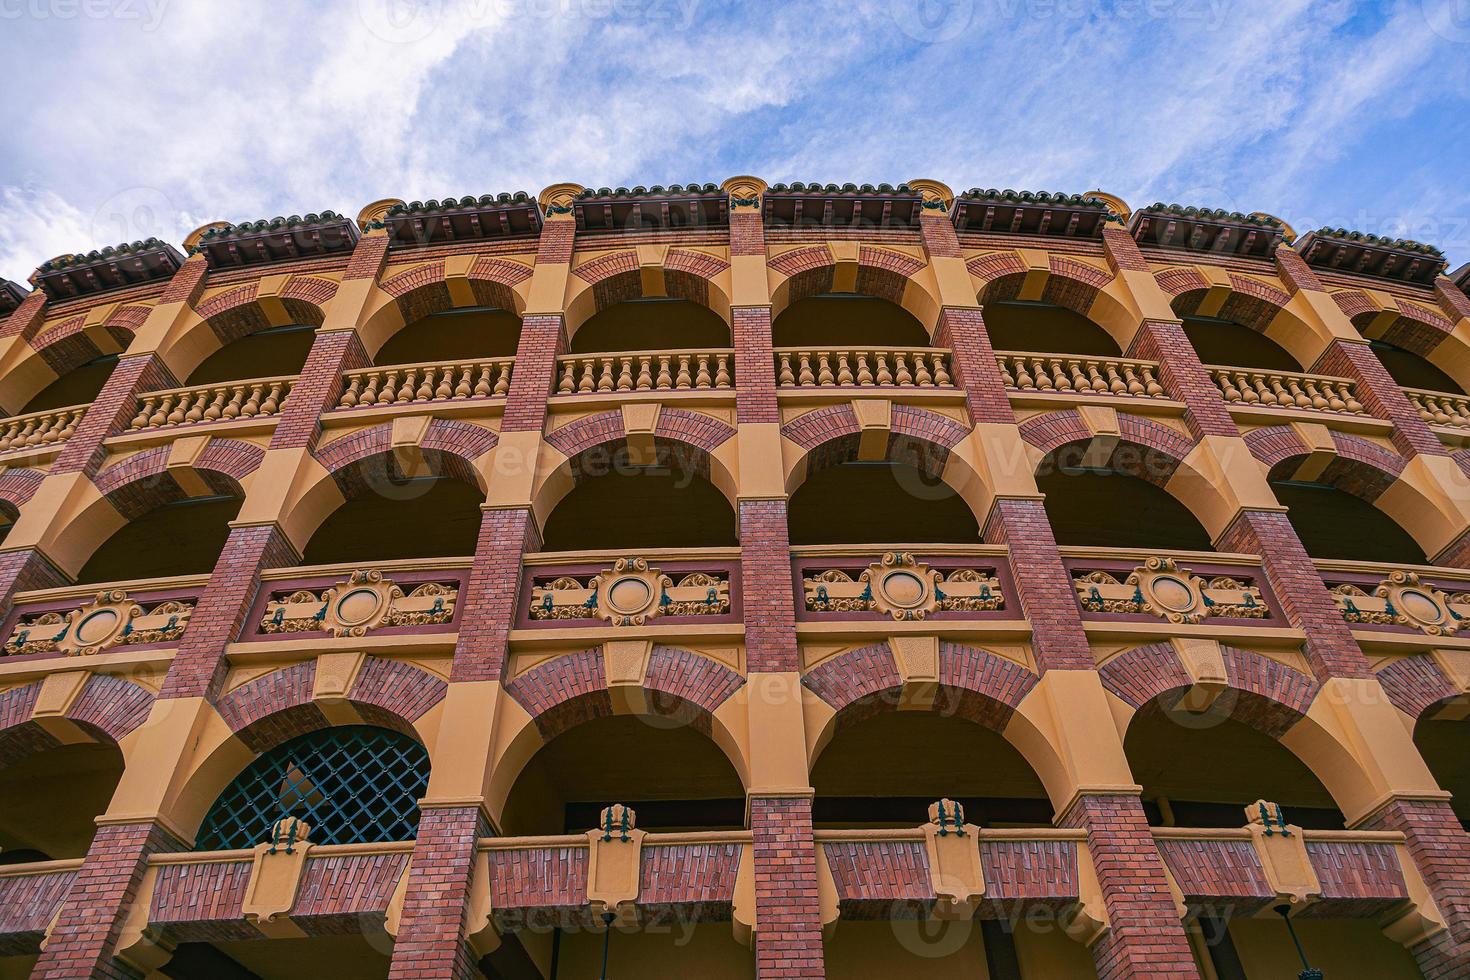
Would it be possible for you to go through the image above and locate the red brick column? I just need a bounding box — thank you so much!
[387,805,489,980]
[750,796,826,978]
[448,506,540,683]
[31,821,184,980]
[49,353,179,478]
[982,499,1094,671]
[0,287,46,344]
[740,498,800,674]
[0,546,68,609]
[268,328,368,451]
[1314,338,1447,459]
[1128,319,1237,439]
[1361,798,1470,974]
[1060,794,1201,979]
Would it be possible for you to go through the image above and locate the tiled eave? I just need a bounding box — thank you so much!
[30,241,184,301]
[573,192,728,233]
[950,192,1113,239]
[196,215,359,269]
[1128,207,1284,258]
[1295,230,1447,286]
[0,279,27,316]
[763,185,922,230]
[385,196,542,247]
[1452,262,1470,296]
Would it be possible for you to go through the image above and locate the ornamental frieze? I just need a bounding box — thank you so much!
[529,557,730,626]
[1331,571,1469,636]
[261,570,456,637]
[1074,556,1267,624]
[3,590,194,657]
[803,552,1004,621]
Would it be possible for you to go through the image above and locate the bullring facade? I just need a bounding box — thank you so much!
[0,178,1468,977]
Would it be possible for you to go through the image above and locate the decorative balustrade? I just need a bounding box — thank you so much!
[1321,566,1470,637]
[556,348,733,394]
[522,554,739,627]
[0,404,85,453]
[1061,552,1274,626]
[1405,386,1470,429]
[130,377,294,431]
[795,551,1008,622]
[338,358,513,409]
[248,567,464,640]
[994,351,1164,398]
[2,582,201,657]
[774,347,954,389]
[1207,366,1365,415]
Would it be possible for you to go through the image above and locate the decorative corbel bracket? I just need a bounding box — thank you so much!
[113,864,176,974]
[312,651,367,726]
[851,399,892,462]
[1243,800,1320,912]
[240,818,314,939]
[585,805,645,922]
[1169,637,1228,712]
[462,849,502,958]
[920,800,985,919]
[890,635,939,711]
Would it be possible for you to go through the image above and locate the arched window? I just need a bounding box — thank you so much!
[79,493,244,584]
[982,300,1120,357]
[1370,339,1464,395]
[187,323,317,385]
[1038,462,1213,552]
[303,475,485,565]
[1270,479,1426,565]
[374,306,522,366]
[1181,314,1301,371]
[21,353,118,414]
[788,461,979,545]
[772,294,928,348]
[195,726,428,850]
[571,298,729,353]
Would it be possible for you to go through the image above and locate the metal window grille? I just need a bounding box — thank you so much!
[195,725,429,851]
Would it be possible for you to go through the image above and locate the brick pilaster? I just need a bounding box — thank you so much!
[934,306,1015,424]
[1128,319,1237,439]
[1360,798,1470,971]
[267,328,368,451]
[500,313,565,434]
[0,286,46,343]
[387,805,489,980]
[750,796,825,978]
[0,545,68,609]
[31,821,184,980]
[732,304,778,424]
[158,523,300,701]
[1216,509,1371,680]
[449,506,541,683]
[49,353,178,477]
[982,499,1094,671]
[1059,793,1200,979]
[1314,338,1447,459]
[740,499,801,674]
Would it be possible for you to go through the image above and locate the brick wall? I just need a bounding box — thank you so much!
[449,506,539,683]
[1314,339,1447,459]
[750,796,826,978]
[387,805,488,980]
[1129,319,1237,439]
[983,498,1094,671]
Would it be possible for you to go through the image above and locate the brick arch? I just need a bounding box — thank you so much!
[534,409,738,526]
[1377,656,1462,723]
[1337,289,1457,359]
[193,276,336,345]
[93,437,262,519]
[563,247,732,338]
[779,404,976,509]
[1021,409,1198,487]
[0,305,147,413]
[380,257,531,324]
[213,657,444,754]
[311,418,497,496]
[0,675,153,770]
[1261,431,1405,504]
[971,251,1145,353]
[767,244,938,333]
[0,466,45,512]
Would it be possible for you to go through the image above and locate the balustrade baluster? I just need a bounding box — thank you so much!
[715,353,731,388]
[695,354,713,389]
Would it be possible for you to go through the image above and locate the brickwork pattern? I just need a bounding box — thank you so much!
[1314,338,1446,458]
[983,499,1095,671]
[750,796,825,978]
[449,505,538,683]
[934,306,1015,423]
[269,328,369,450]
[388,805,488,980]
[1059,794,1201,979]
[51,353,178,476]
[740,499,801,674]
[500,312,565,432]
[1361,799,1470,945]
[1129,319,1238,438]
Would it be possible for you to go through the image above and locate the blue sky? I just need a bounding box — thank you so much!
[1,0,1468,282]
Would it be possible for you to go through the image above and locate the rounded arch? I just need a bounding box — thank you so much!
[175,656,445,843]
[971,252,1135,352]
[358,257,531,361]
[1248,427,1437,562]
[802,641,1071,812]
[779,404,988,532]
[1021,410,1230,545]
[564,247,732,342]
[533,408,739,535]
[1099,642,1376,824]
[46,440,262,580]
[160,275,337,384]
[489,646,749,832]
[1336,289,1469,393]
[286,418,497,559]
[1,306,141,414]
[1159,267,1324,370]
[768,245,939,336]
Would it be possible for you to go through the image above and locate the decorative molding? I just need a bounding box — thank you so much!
[529,557,730,626]
[1075,556,1267,624]
[804,553,1003,621]
[3,590,193,656]
[1331,571,1468,636]
[261,569,456,637]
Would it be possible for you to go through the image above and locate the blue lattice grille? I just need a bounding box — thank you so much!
[195,725,429,851]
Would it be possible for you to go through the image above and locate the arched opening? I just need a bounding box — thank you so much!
[187,323,317,385]
[1125,699,1343,828]
[195,725,428,850]
[78,493,243,584]
[788,460,979,545]
[1181,314,1301,371]
[772,294,929,347]
[303,474,485,565]
[500,714,744,837]
[373,307,522,366]
[0,501,15,548]
[1038,448,1213,551]
[1412,708,1470,830]
[1269,478,1426,564]
[0,741,123,861]
[540,444,736,551]
[1369,338,1464,394]
[20,353,118,414]
[981,300,1121,356]
[571,298,729,353]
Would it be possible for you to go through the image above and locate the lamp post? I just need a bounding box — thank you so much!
[1274,904,1323,979]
